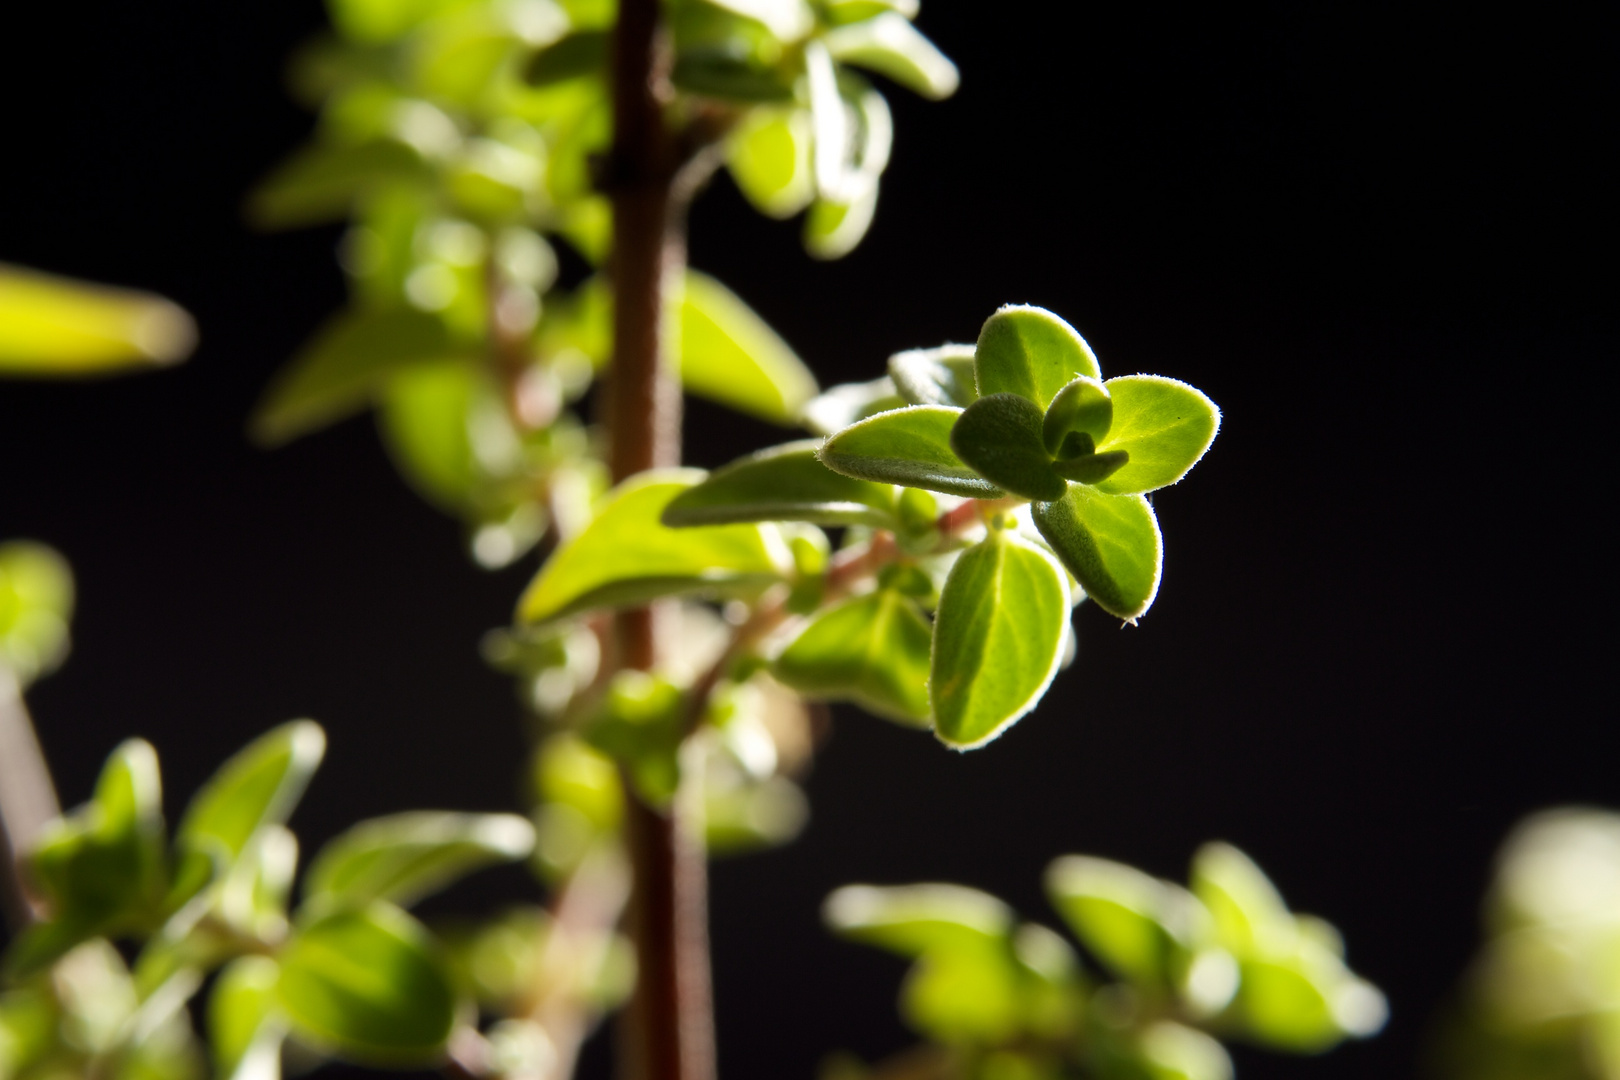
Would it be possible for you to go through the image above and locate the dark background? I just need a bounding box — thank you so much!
[2,2,1615,1077]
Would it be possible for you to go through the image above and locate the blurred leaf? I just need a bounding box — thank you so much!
[277,902,455,1065]
[0,263,195,375]
[519,470,788,624]
[680,271,819,423]
[252,306,472,446]
[824,883,1012,956]
[704,0,813,41]
[774,588,933,725]
[819,405,1002,499]
[726,106,815,218]
[1189,843,1292,958]
[0,541,74,687]
[327,0,466,43]
[975,305,1100,410]
[210,956,285,1080]
[672,51,797,101]
[903,939,1022,1045]
[584,671,685,805]
[823,13,959,100]
[374,361,481,512]
[822,0,918,25]
[800,376,902,435]
[303,812,535,914]
[1234,956,1343,1052]
[705,775,808,854]
[175,720,326,902]
[804,183,879,260]
[525,29,610,84]
[1092,376,1221,495]
[247,140,426,229]
[1137,1021,1233,1080]
[930,532,1069,749]
[888,344,977,408]
[1031,486,1162,621]
[663,440,897,528]
[534,733,622,833]
[1046,855,1201,989]
[950,394,1067,501]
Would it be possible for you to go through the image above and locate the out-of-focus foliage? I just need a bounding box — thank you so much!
[1433,809,1620,1080]
[0,264,195,376]
[0,544,75,690]
[823,844,1386,1080]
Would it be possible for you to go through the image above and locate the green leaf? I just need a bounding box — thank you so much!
[525,29,609,84]
[1046,856,1205,988]
[0,263,195,376]
[705,776,809,854]
[276,902,456,1065]
[800,376,903,434]
[680,271,819,423]
[949,394,1067,501]
[726,106,815,218]
[209,956,284,1080]
[1092,376,1221,495]
[246,140,426,229]
[583,671,686,806]
[662,440,897,528]
[0,540,74,687]
[328,0,464,43]
[804,184,879,260]
[1031,486,1162,621]
[824,883,1012,956]
[251,306,472,446]
[303,812,535,914]
[1136,1021,1234,1080]
[177,721,326,869]
[974,305,1100,409]
[518,470,788,624]
[1043,375,1113,455]
[823,0,918,25]
[888,344,978,408]
[823,13,959,100]
[703,0,814,41]
[1188,843,1292,958]
[374,361,481,512]
[774,588,933,725]
[903,939,1022,1045]
[819,405,1002,499]
[672,52,797,101]
[930,531,1069,748]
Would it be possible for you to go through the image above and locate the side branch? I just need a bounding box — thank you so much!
[0,671,58,931]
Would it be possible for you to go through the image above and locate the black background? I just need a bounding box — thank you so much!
[2,2,1615,1078]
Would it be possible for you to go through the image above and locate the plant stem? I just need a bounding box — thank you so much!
[606,0,715,1076]
[0,669,59,931]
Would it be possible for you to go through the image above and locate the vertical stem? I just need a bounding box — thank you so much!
[607,0,715,1078]
[0,670,58,932]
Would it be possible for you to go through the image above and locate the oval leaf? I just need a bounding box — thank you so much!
[303,812,535,914]
[518,470,787,624]
[1093,375,1221,495]
[210,956,285,1080]
[888,344,978,408]
[247,140,426,230]
[823,12,960,100]
[1031,486,1162,621]
[824,883,1012,956]
[974,305,1100,409]
[819,405,1003,499]
[725,106,814,219]
[0,263,195,375]
[930,531,1069,748]
[1046,856,1204,988]
[773,588,933,725]
[277,903,455,1065]
[662,440,897,528]
[178,721,326,867]
[680,272,819,424]
[949,393,1067,501]
[1043,375,1113,455]
[0,540,75,687]
[800,375,903,434]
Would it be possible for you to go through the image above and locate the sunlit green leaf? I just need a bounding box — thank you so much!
[672,51,797,101]
[251,306,472,446]
[1137,1021,1234,1080]
[822,0,918,26]
[680,271,819,423]
[1189,843,1293,957]
[950,393,1067,501]
[774,588,933,725]
[583,671,686,805]
[903,939,1022,1045]
[1046,855,1204,988]
[1031,486,1162,621]
[0,541,74,687]
[303,812,534,915]
[824,883,1012,956]
[726,106,815,219]
[328,0,465,43]
[823,13,959,100]
[930,531,1069,748]
[525,29,610,84]
[247,141,426,229]
[704,0,814,41]
[974,305,1100,409]
[0,263,195,375]
[277,902,455,1064]
[1092,376,1220,495]
[819,405,1001,498]
[518,470,788,624]
[374,361,481,512]
[210,956,285,1080]
[804,185,879,260]
[177,720,326,872]
[663,440,897,528]
[888,344,977,408]
[1043,375,1113,456]
[705,776,809,854]
[800,376,903,435]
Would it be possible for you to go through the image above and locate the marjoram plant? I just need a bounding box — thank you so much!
[1,1,1406,1079]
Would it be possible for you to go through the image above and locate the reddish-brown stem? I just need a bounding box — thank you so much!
[606,0,714,1077]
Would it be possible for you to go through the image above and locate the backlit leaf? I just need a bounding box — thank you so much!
[800,376,902,434]
[663,440,896,528]
[1093,376,1220,495]
[930,531,1069,748]
[726,106,815,219]
[518,470,788,624]
[303,812,535,914]
[774,588,933,725]
[888,344,977,408]
[824,883,1012,956]
[1046,855,1204,988]
[177,721,326,869]
[210,956,285,1080]
[0,540,74,687]
[974,306,1100,409]
[0,263,195,375]
[819,405,1002,499]
[823,13,959,100]
[247,141,426,229]
[1031,486,1162,621]
[950,393,1067,501]
[804,184,879,260]
[680,272,819,423]
[525,29,609,84]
